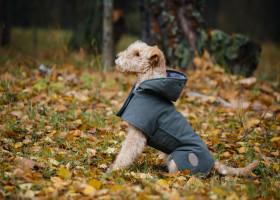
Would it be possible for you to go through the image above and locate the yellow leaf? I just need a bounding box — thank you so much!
[156,179,168,186]
[271,137,280,142]
[51,93,58,100]
[238,147,245,154]
[88,179,102,190]
[4,186,14,190]
[211,188,227,197]
[74,119,82,125]
[112,184,122,191]
[83,185,96,196]
[15,142,23,148]
[211,129,220,136]
[58,168,71,179]
[273,164,279,172]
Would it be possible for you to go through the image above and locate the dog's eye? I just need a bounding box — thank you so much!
[136,52,140,56]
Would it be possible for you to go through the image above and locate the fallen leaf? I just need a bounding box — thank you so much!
[19,183,33,190]
[15,157,35,169]
[169,190,181,200]
[104,147,116,154]
[254,146,262,153]
[49,158,59,166]
[271,151,279,157]
[187,177,204,187]
[211,188,227,198]
[221,151,231,158]
[58,168,72,179]
[13,168,25,177]
[225,192,239,200]
[22,190,35,199]
[87,148,96,156]
[273,164,279,172]
[88,179,102,190]
[58,131,68,138]
[98,164,107,169]
[238,147,245,154]
[10,111,22,118]
[83,185,97,196]
[156,179,168,186]
[238,77,257,87]
[271,137,280,142]
[15,142,23,148]
[111,184,122,191]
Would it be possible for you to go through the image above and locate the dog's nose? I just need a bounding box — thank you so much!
[115,55,119,60]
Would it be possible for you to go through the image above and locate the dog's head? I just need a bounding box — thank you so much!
[115,41,165,74]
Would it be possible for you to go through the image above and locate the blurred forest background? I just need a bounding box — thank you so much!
[0,0,280,81]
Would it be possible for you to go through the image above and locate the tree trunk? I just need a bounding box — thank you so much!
[141,0,261,76]
[103,0,114,70]
[140,0,151,45]
[0,0,11,46]
[144,0,206,70]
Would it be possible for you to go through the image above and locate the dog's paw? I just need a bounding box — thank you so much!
[106,164,117,174]
[106,168,112,174]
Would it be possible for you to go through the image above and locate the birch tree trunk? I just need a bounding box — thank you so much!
[103,0,114,70]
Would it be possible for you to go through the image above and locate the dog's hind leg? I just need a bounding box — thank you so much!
[163,154,179,174]
[107,125,147,173]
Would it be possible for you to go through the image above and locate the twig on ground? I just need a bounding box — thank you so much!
[221,111,278,143]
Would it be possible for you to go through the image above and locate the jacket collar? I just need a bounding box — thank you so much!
[136,70,188,102]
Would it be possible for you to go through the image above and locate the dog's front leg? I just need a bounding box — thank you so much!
[107,125,147,173]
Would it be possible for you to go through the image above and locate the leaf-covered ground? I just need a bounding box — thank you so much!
[0,52,280,199]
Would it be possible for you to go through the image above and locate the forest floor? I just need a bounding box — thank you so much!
[0,28,280,199]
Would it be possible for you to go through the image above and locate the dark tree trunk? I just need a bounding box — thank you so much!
[141,0,206,70]
[140,0,261,76]
[140,0,151,45]
[0,0,11,46]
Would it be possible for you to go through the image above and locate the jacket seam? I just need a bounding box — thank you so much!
[158,127,180,142]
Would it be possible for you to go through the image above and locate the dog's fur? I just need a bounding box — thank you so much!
[108,41,259,176]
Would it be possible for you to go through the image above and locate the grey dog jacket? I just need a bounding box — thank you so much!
[116,70,215,175]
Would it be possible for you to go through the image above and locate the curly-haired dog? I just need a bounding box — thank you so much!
[107,41,258,176]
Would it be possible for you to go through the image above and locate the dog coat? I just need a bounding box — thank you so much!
[116,70,215,175]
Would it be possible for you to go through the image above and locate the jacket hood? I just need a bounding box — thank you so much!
[136,70,188,102]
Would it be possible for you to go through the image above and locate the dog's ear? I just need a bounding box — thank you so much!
[149,46,160,67]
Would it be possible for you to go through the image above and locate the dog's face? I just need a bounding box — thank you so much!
[115,41,162,74]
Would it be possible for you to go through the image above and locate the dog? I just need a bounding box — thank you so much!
[107,41,259,176]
